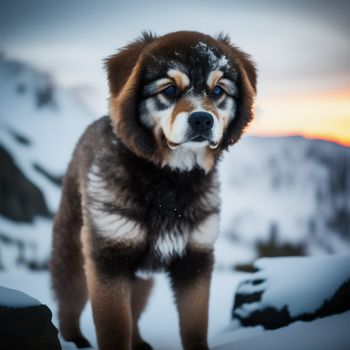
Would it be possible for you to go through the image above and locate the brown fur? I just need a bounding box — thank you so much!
[168,69,190,90]
[206,70,223,90]
[169,249,214,350]
[50,162,90,348]
[50,30,257,350]
[174,268,212,349]
[202,148,219,172]
[202,96,219,118]
[170,98,195,124]
[131,278,154,346]
[82,228,134,350]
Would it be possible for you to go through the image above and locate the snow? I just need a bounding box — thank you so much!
[214,310,350,350]
[0,285,40,308]
[195,42,230,70]
[219,136,325,245]
[0,215,52,269]
[214,235,256,269]
[248,255,350,317]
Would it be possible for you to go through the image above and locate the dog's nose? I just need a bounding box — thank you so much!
[188,112,214,132]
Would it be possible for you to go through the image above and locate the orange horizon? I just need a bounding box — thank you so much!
[247,88,350,147]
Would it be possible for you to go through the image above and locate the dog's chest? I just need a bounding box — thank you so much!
[87,160,217,267]
[141,193,195,263]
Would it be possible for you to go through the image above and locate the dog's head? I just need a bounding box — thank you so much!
[106,31,256,172]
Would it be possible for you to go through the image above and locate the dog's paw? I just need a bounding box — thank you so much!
[133,341,153,350]
[72,336,92,348]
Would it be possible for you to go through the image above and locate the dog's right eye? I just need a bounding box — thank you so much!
[162,85,178,96]
[212,85,224,97]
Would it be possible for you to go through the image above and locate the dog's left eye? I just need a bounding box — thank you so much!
[212,85,224,97]
[163,85,178,96]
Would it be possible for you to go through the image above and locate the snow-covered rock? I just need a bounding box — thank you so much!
[232,255,350,329]
[0,285,40,308]
[0,285,61,350]
[214,310,350,350]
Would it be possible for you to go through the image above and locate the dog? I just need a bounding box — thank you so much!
[50,31,256,350]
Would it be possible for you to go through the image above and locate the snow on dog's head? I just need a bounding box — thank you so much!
[105,31,257,172]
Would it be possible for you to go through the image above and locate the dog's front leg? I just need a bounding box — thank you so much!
[82,230,133,350]
[89,274,132,350]
[169,249,214,350]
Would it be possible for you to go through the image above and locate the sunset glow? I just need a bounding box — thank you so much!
[248,90,350,146]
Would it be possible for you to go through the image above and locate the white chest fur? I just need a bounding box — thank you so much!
[154,231,188,262]
[86,164,145,242]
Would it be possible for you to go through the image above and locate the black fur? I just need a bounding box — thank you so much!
[81,116,219,277]
[169,249,214,289]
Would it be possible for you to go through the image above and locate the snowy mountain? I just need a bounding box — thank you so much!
[0,55,93,269]
[0,55,349,270]
[217,136,350,269]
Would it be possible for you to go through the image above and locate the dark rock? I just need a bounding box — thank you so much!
[0,144,52,223]
[9,129,31,145]
[36,83,56,109]
[0,286,61,350]
[33,163,63,187]
[256,226,306,258]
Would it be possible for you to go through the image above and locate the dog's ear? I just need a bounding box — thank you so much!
[217,34,257,149]
[105,32,158,159]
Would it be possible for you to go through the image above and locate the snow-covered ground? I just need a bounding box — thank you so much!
[0,269,246,350]
[1,256,349,350]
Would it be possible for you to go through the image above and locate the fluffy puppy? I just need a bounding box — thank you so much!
[50,31,256,350]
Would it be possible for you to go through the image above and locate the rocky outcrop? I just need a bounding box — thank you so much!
[0,285,61,350]
[232,256,350,329]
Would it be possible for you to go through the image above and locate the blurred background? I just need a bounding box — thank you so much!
[0,0,349,271]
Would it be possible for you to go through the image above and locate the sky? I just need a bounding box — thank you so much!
[1,0,350,145]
